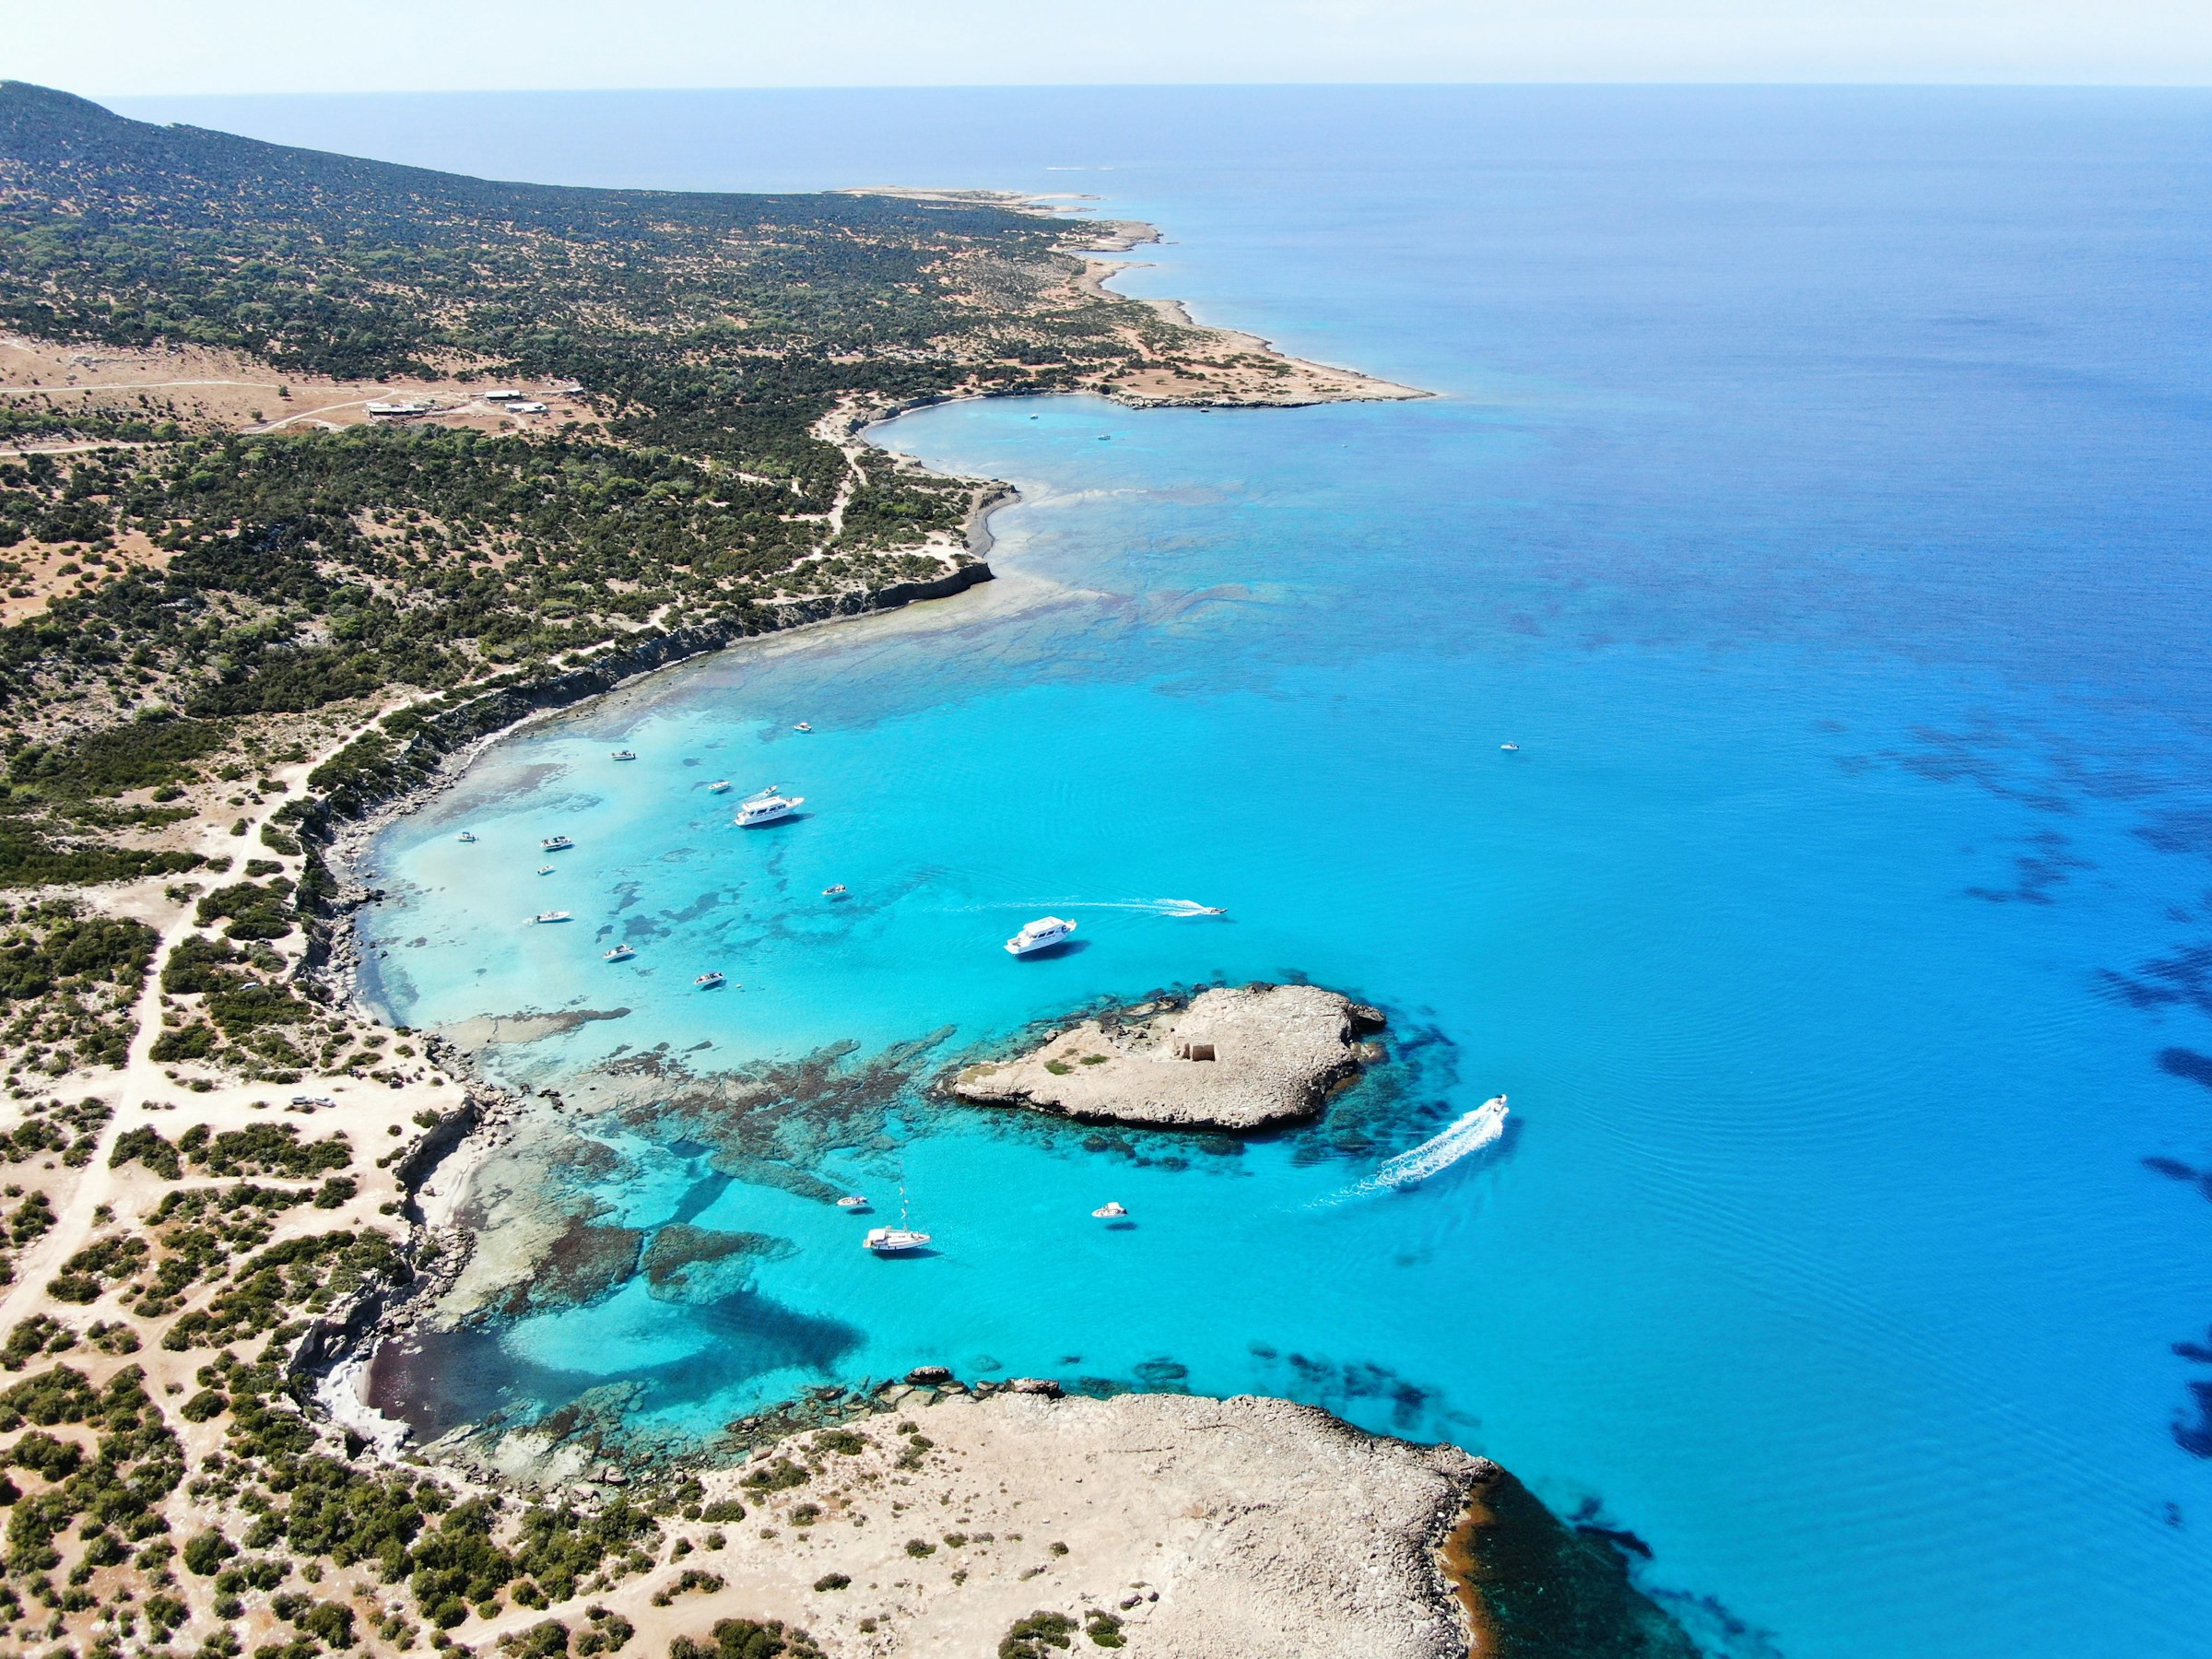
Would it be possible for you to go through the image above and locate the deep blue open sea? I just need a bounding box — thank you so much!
[123,86,2212,1655]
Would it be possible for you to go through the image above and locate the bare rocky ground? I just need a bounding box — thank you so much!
[445,1390,1484,1659]
[952,982,1384,1131]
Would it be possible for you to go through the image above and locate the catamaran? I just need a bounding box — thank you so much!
[735,786,803,827]
[1006,916,1077,957]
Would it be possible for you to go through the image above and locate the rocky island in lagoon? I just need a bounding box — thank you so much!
[0,81,1697,1659]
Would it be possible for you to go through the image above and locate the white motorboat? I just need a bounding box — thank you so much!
[706,780,732,793]
[456,831,477,843]
[863,1226,931,1254]
[735,787,804,827]
[1500,743,1519,752]
[536,865,555,876]
[794,722,813,733]
[694,971,725,989]
[604,945,636,962]
[1006,916,1077,957]
[533,911,572,924]
[1091,1202,1128,1219]
[610,749,638,761]
[822,884,847,898]
[541,835,574,851]
[835,1194,869,1210]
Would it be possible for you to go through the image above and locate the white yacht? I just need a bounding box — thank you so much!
[1006,916,1077,957]
[1091,1202,1128,1219]
[694,971,725,989]
[541,835,574,851]
[863,1226,931,1254]
[604,945,636,962]
[735,787,804,827]
[532,911,572,924]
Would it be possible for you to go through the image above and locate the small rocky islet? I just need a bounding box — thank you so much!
[951,982,1388,1132]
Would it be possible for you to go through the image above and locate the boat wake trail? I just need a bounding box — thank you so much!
[1313,1097,1510,1206]
[962,899,1228,918]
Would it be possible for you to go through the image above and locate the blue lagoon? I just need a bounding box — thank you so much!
[300,87,2212,1658]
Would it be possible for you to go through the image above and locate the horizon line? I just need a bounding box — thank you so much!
[90,78,2212,101]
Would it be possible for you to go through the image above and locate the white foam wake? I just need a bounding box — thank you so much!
[1316,1096,1510,1206]
[959,899,1226,917]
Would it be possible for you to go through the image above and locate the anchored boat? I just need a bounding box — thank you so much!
[694,971,725,989]
[864,1226,930,1254]
[604,945,636,962]
[1006,916,1077,957]
[735,786,804,827]
[456,831,477,843]
[835,1194,869,1210]
[610,749,638,761]
[532,911,572,924]
[541,835,574,851]
[1091,1202,1128,1219]
[706,780,732,793]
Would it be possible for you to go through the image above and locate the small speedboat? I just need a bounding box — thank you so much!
[541,835,574,851]
[822,884,847,898]
[610,749,638,761]
[735,787,804,827]
[706,780,732,793]
[835,1194,869,1210]
[694,971,725,989]
[1500,743,1519,752]
[533,911,572,924]
[793,722,813,733]
[456,831,477,843]
[863,1227,931,1254]
[1091,1202,1128,1219]
[536,865,555,876]
[604,945,636,962]
[1006,916,1077,957]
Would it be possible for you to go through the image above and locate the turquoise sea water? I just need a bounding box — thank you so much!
[140,88,2212,1655]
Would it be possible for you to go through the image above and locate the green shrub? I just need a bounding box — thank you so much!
[666,1618,821,1659]
[111,1125,182,1180]
[998,1612,1077,1658]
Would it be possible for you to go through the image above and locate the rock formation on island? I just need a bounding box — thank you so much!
[952,982,1384,1131]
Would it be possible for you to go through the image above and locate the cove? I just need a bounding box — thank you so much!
[330,87,2212,1659]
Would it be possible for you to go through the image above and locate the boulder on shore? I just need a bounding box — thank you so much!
[952,982,1380,1131]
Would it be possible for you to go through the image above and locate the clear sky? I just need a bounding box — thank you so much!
[3,0,2206,95]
